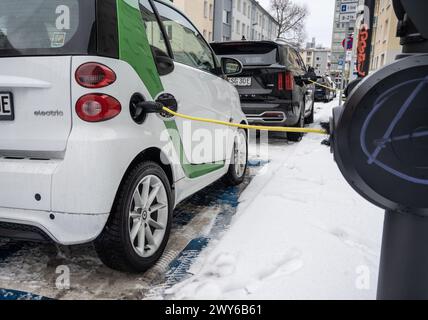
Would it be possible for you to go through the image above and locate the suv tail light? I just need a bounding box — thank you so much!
[75,63,116,88]
[285,72,294,91]
[277,72,294,91]
[277,72,284,90]
[76,94,121,122]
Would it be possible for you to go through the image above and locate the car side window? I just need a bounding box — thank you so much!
[153,0,216,74]
[289,49,305,75]
[295,51,307,73]
[287,49,299,71]
[139,0,169,57]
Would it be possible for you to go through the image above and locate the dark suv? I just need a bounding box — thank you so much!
[211,41,316,141]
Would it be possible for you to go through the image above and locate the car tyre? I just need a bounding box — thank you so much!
[95,161,173,273]
[287,104,305,142]
[223,129,248,186]
[305,100,315,124]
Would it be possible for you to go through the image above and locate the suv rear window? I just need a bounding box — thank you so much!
[211,42,280,66]
[0,0,96,57]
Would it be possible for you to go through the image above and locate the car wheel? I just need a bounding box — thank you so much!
[305,100,315,124]
[223,129,248,186]
[287,105,305,142]
[95,161,173,273]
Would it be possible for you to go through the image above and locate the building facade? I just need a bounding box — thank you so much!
[301,38,331,76]
[213,0,233,41]
[370,0,401,71]
[169,0,215,41]
[214,0,278,42]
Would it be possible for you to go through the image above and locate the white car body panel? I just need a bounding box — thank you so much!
[161,62,232,164]
[0,57,72,153]
[0,54,246,245]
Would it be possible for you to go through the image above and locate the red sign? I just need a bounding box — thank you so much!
[356,26,369,77]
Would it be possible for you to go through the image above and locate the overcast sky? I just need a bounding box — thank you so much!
[258,0,336,48]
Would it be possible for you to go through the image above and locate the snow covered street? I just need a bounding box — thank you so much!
[0,99,384,300]
[165,99,384,300]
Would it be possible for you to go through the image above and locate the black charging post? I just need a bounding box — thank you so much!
[331,0,428,299]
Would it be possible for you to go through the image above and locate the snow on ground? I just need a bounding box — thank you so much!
[165,99,384,300]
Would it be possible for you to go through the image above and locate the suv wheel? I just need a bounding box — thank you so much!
[287,104,305,142]
[223,129,248,186]
[305,100,315,124]
[95,161,172,273]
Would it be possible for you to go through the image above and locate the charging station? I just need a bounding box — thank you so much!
[331,0,428,299]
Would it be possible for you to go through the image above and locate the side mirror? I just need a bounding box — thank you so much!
[153,52,175,76]
[301,68,318,84]
[221,57,243,76]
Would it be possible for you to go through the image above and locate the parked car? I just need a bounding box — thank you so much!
[211,40,316,142]
[0,0,248,272]
[314,76,335,102]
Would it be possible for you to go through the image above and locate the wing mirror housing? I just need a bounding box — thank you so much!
[151,47,175,76]
[221,57,243,76]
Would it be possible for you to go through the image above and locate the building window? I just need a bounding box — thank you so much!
[204,1,208,18]
[209,4,213,20]
[236,20,240,34]
[223,10,230,24]
[383,19,389,42]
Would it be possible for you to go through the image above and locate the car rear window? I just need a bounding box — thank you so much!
[211,42,280,66]
[0,0,96,57]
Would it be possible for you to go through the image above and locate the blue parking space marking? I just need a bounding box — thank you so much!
[0,289,49,300]
[165,237,210,285]
[155,160,269,296]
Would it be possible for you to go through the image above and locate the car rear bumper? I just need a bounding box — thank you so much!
[0,206,108,245]
[241,100,300,126]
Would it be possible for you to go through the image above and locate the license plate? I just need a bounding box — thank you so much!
[229,77,252,87]
[0,92,14,121]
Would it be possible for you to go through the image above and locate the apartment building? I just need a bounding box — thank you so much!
[169,0,215,41]
[213,0,233,41]
[301,38,331,76]
[370,0,401,71]
[214,0,278,42]
[330,0,364,77]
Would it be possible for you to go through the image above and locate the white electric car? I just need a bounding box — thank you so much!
[0,0,248,272]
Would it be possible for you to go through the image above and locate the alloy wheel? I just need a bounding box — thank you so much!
[128,175,168,258]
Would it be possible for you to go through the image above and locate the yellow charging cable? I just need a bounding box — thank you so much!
[308,79,339,92]
[161,107,328,135]
[159,79,339,135]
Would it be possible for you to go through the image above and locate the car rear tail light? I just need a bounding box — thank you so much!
[285,72,294,91]
[277,72,284,91]
[75,63,116,88]
[76,94,121,122]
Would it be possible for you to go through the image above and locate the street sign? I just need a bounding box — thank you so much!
[342,35,354,50]
[340,3,358,13]
[340,12,357,22]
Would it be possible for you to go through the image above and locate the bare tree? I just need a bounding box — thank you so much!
[270,0,308,44]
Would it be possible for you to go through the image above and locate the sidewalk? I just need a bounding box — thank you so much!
[166,99,384,300]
